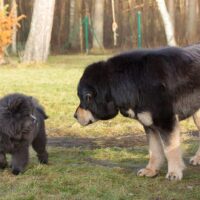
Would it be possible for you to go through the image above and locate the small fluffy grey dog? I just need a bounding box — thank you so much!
[0,93,48,175]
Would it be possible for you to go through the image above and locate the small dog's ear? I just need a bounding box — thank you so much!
[8,98,23,113]
[29,96,39,106]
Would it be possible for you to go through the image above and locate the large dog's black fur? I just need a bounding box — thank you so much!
[75,44,200,179]
[77,45,200,131]
[0,93,48,175]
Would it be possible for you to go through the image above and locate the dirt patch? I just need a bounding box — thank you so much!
[47,133,146,149]
[83,157,141,171]
[47,130,200,149]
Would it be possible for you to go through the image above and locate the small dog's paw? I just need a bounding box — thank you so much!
[39,158,48,164]
[38,153,48,164]
[12,168,21,175]
[166,171,183,181]
[137,168,158,177]
[190,155,200,165]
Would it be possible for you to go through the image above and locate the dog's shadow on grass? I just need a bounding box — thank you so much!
[47,131,200,175]
[47,133,146,149]
[47,134,148,172]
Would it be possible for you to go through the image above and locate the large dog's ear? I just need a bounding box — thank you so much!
[85,93,92,103]
[84,92,95,104]
[83,88,96,103]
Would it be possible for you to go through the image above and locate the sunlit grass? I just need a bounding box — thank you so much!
[0,55,200,200]
[0,55,146,137]
[0,145,200,200]
[1,55,197,137]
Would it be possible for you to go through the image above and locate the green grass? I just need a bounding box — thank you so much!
[0,55,200,200]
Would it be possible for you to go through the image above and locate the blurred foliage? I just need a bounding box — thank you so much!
[0,1,25,62]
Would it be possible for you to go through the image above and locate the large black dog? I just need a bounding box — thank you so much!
[0,93,48,175]
[74,44,200,180]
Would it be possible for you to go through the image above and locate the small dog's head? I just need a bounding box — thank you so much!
[0,93,37,139]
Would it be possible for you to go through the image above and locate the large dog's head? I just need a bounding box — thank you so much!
[0,93,38,139]
[74,61,119,126]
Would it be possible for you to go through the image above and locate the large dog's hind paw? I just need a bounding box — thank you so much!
[137,168,159,177]
[190,155,200,165]
[166,171,183,181]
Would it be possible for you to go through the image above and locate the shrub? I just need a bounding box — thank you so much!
[0,2,25,64]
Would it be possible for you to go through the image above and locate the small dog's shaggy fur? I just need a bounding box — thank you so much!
[0,93,48,175]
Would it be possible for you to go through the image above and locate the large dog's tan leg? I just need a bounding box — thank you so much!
[161,120,185,180]
[190,110,200,165]
[137,128,165,177]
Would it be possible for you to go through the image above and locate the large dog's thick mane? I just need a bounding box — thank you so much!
[91,46,200,120]
[78,45,200,123]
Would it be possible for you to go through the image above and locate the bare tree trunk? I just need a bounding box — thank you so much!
[156,0,176,46]
[80,16,83,52]
[57,0,66,49]
[69,0,75,49]
[69,0,80,50]
[167,0,175,26]
[22,0,55,63]
[92,0,104,49]
[186,0,197,43]
[78,0,83,52]
[11,0,17,54]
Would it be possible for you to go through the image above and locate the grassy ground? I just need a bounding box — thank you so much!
[0,55,200,200]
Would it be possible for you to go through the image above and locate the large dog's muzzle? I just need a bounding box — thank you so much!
[74,107,96,126]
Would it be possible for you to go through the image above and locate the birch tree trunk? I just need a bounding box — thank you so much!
[156,0,176,46]
[22,0,55,62]
[92,0,104,49]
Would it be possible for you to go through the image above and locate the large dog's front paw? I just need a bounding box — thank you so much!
[137,168,159,177]
[166,171,183,181]
[190,155,200,165]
